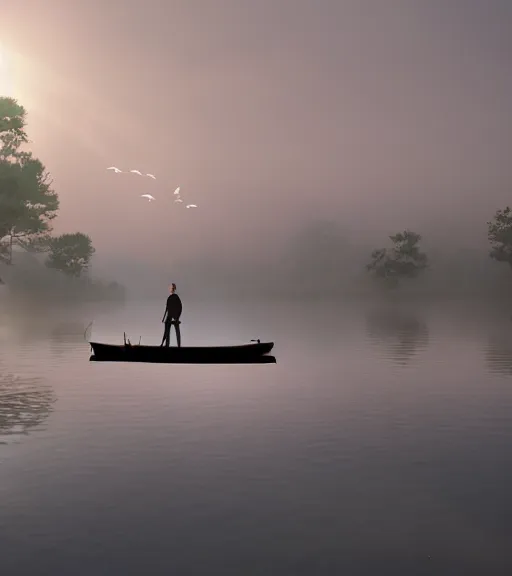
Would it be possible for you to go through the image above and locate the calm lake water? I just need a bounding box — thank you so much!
[0,299,510,575]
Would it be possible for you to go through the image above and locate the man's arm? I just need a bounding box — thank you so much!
[162,307,168,322]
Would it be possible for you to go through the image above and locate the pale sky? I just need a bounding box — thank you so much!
[1,0,512,269]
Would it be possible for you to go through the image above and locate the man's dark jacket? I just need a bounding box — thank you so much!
[165,293,182,322]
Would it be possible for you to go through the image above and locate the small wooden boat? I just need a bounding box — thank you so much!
[89,340,275,364]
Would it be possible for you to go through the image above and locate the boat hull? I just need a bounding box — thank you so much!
[89,341,275,364]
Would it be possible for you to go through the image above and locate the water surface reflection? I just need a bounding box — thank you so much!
[0,301,510,575]
[365,308,429,365]
[0,372,56,444]
[485,327,512,375]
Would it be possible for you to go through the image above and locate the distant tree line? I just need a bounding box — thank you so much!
[366,207,512,290]
[3,98,512,301]
[175,212,512,300]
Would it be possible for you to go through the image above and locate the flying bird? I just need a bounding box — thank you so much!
[130,170,143,175]
[173,187,180,195]
[107,166,122,173]
[146,173,156,179]
[141,194,156,202]
[174,198,183,203]
[186,204,197,208]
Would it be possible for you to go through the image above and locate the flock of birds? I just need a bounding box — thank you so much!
[106,166,198,208]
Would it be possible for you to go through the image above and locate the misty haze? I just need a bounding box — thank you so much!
[1,1,511,574]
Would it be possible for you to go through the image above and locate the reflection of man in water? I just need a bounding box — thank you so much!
[161,283,182,347]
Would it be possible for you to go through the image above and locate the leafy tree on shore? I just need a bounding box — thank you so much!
[488,206,512,269]
[0,96,122,298]
[0,97,58,263]
[45,233,95,277]
[367,230,428,287]
[0,97,29,160]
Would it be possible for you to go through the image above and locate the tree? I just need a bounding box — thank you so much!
[367,230,428,287]
[0,97,59,263]
[0,97,29,160]
[0,156,59,261]
[488,206,512,269]
[45,233,95,277]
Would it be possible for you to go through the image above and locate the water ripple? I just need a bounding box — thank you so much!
[0,372,57,444]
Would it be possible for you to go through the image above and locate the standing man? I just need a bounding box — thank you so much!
[161,283,182,347]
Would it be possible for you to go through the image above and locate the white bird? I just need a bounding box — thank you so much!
[141,194,156,202]
[173,187,180,195]
[174,198,183,203]
[146,173,156,179]
[186,204,197,208]
[107,166,122,173]
[130,170,143,175]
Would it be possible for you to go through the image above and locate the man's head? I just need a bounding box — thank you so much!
[170,283,176,294]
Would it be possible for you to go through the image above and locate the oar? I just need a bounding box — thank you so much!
[83,321,93,342]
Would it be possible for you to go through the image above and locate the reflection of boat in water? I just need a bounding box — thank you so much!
[365,309,429,365]
[0,373,57,443]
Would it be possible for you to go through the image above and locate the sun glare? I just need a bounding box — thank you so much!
[0,43,14,97]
